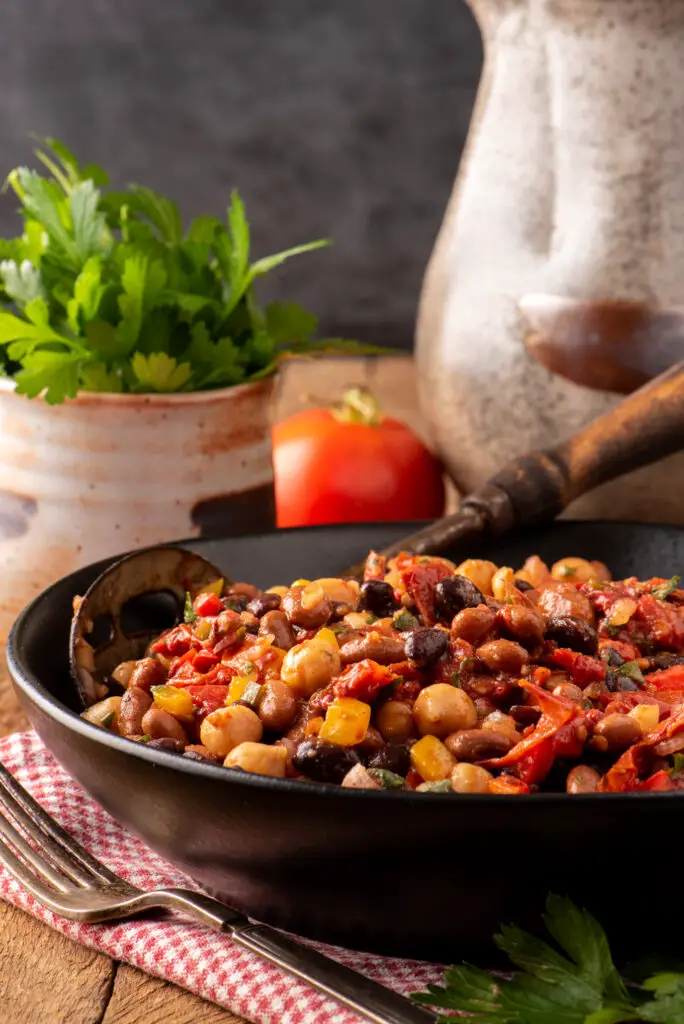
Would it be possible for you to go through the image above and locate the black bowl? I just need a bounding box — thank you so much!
[7,521,684,963]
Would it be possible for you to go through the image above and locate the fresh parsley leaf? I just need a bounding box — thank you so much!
[249,238,330,281]
[131,352,192,393]
[366,768,405,790]
[118,254,167,348]
[80,362,122,393]
[127,184,183,244]
[640,975,684,1023]
[652,576,680,601]
[226,189,250,305]
[184,592,197,624]
[0,259,45,307]
[265,301,318,347]
[69,179,110,263]
[14,349,84,403]
[673,753,684,773]
[617,661,645,686]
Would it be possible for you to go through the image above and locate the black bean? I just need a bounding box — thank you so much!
[601,646,624,668]
[247,592,282,618]
[367,740,414,777]
[515,580,534,592]
[509,704,542,726]
[604,669,619,693]
[223,595,249,613]
[544,616,598,655]
[648,652,684,670]
[292,740,360,784]
[146,737,185,753]
[404,627,449,668]
[434,576,486,623]
[359,580,397,618]
[617,676,640,692]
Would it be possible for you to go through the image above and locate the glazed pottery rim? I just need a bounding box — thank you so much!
[0,373,275,408]
[6,520,682,806]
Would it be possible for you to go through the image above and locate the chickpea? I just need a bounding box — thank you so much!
[551,557,599,584]
[538,583,595,625]
[82,696,122,732]
[307,578,360,608]
[491,567,519,602]
[552,682,584,703]
[118,686,153,737]
[413,684,477,738]
[376,700,415,741]
[517,555,550,589]
[224,741,288,777]
[451,763,493,794]
[200,705,263,757]
[111,661,137,688]
[141,707,188,744]
[498,605,544,647]
[258,680,297,731]
[593,714,642,751]
[481,711,520,742]
[476,639,529,675]
[450,606,496,645]
[454,559,498,596]
[566,765,602,794]
[281,637,341,697]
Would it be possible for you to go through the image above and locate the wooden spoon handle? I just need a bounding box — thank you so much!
[376,359,684,562]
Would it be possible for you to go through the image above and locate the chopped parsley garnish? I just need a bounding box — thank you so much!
[418,780,453,793]
[367,768,405,790]
[184,591,197,624]
[617,660,645,686]
[101,712,115,728]
[413,894,684,1024]
[652,576,681,601]
[393,609,419,632]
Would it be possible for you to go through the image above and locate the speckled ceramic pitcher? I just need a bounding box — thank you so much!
[417,0,684,523]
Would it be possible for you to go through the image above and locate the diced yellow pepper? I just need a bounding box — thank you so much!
[151,685,194,718]
[196,578,224,598]
[319,698,370,746]
[410,735,456,782]
[225,677,249,705]
[291,578,310,587]
[194,620,212,641]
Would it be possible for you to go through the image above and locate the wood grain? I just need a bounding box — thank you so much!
[0,355,434,1024]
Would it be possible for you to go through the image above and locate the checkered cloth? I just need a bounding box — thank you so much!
[0,731,446,1024]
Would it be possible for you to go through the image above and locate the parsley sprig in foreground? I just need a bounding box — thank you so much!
[0,137,374,403]
[412,895,684,1024]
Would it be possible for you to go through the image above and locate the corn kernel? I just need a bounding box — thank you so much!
[455,559,498,596]
[311,627,339,651]
[551,558,597,583]
[319,698,370,746]
[151,685,194,718]
[410,735,456,782]
[629,703,660,735]
[226,677,249,704]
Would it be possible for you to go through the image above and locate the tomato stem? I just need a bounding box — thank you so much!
[330,387,382,426]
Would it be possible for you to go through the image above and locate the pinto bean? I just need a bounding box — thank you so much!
[476,639,529,675]
[566,765,601,794]
[282,586,332,629]
[183,744,222,763]
[141,707,188,744]
[450,606,496,646]
[248,592,282,618]
[128,658,165,692]
[444,728,514,761]
[146,737,185,753]
[593,713,642,751]
[552,682,584,702]
[544,616,598,655]
[226,582,261,600]
[258,680,298,731]
[259,610,297,651]
[498,605,544,647]
[118,687,153,736]
[339,632,406,665]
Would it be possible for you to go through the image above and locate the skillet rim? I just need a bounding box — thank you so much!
[6,518,684,806]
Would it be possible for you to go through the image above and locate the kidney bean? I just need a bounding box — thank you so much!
[367,740,414,777]
[141,707,188,744]
[118,687,153,736]
[356,726,385,761]
[552,682,584,703]
[259,610,297,651]
[282,587,332,629]
[359,580,397,618]
[340,633,405,666]
[450,606,497,646]
[258,680,298,731]
[463,674,498,700]
[248,592,282,618]
[509,704,542,726]
[593,713,642,751]
[476,639,529,675]
[498,605,544,648]
[146,737,185,753]
[566,765,602,794]
[292,740,360,784]
[473,697,497,720]
[129,658,166,692]
[544,616,598,655]
[434,576,486,623]
[444,729,514,761]
[405,627,449,669]
[227,582,260,601]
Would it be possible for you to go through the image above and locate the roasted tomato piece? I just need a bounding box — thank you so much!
[332,659,396,702]
[398,556,454,625]
[547,648,606,686]
[184,684,230,719]
[150,624,199,657]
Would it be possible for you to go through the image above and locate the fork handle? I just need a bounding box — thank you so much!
[156,888,434,1024]
[231,923,436,1024]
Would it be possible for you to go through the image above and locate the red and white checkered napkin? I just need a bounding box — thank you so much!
[0,731,445,1024]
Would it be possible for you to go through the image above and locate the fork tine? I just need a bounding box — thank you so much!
[0,763,120,884]
[0,805,74,891]
[0,826,79,905]
[0,783,94,887]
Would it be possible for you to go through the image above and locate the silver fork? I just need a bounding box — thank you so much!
[0,762,435,1024]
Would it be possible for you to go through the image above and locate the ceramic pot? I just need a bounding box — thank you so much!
[0,377,276,641]
[417,0,684,523]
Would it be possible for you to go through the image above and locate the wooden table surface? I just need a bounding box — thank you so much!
[0,356,447,1024]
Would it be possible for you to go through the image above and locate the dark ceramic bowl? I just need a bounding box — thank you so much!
[7,521,684,963]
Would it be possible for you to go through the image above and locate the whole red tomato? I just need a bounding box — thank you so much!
[272,387,445,527]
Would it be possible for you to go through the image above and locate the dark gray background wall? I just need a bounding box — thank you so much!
[0,0,482,348]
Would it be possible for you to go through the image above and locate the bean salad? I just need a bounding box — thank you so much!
[80,551,684,794]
